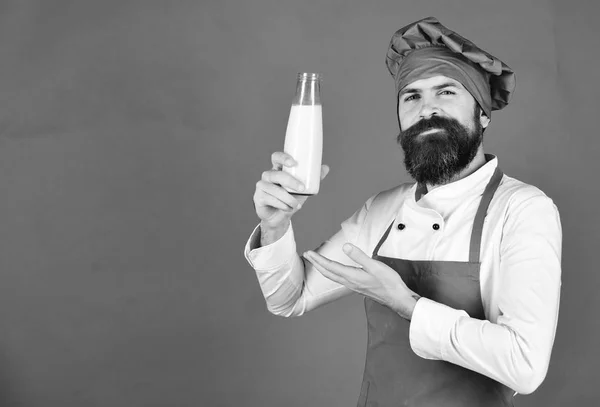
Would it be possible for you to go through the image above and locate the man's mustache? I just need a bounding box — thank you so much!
[404,116,459,135]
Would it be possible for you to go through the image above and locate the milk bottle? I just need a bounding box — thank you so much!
[283,73,323,195]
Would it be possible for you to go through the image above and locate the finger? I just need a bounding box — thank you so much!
[256,190,297,212]
[304,250,364,281]
[261,170,306,193]
[256,180,301,210]
[304,255,348,286]
[271,152,297,171]
[320,164,330,181]
[341,243,374,270]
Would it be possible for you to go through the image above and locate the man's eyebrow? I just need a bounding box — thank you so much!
[399,87,419,96]
[399,82,461,96]
[433,82,460,91]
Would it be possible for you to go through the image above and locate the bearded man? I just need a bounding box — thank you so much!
[244,16,562,407]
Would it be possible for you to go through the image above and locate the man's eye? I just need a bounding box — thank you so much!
[404,94,418,102]
[440,90,455,95]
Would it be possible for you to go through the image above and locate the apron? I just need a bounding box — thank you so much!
[357,167,514,407]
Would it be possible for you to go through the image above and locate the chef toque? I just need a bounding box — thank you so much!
[386,16,516,118]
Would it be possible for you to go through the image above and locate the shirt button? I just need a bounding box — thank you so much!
[432,223,440,230]
[397,223,406,230]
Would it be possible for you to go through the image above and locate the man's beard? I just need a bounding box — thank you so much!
[397,110,483,186]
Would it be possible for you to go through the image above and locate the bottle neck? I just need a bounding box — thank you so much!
[292,73,322,105]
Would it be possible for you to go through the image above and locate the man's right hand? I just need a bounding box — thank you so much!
[253,151,329,243]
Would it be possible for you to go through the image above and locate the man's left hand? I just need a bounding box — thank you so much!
[303,243,420,320]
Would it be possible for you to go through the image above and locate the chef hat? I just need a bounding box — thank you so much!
[386,16,516,117]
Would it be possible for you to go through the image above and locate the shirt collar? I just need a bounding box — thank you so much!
[407,154,499,215]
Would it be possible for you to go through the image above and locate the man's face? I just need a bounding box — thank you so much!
[396,75,490,185]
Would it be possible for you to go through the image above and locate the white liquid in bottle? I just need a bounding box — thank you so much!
[283,104,323,195]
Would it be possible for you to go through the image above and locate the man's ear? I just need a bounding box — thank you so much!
[480,111,491,129]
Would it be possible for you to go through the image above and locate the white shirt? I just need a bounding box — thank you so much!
[243,156,562,396]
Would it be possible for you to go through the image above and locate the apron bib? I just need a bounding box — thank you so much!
[357,167,514,407]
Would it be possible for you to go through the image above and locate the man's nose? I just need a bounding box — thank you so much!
[419,99,441,119]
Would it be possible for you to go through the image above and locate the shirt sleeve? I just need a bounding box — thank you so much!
[243,195,375,316]
[408,193,562,395]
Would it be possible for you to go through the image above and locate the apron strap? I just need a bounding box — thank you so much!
[468,167,504,263]
[372,166,504,262]
[372,220,395,258]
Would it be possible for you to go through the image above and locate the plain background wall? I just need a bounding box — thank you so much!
[0,0,597,406]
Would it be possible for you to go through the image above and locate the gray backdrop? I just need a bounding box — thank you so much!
[0,1,596,406]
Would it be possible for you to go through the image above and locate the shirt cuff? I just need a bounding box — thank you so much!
[243,222,297,270]
[409,297,468,360]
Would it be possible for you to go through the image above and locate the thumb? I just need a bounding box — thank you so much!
[320,164,330,181]
[342,243,371,269]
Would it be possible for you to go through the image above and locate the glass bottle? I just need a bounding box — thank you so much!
[282,72,323,195]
